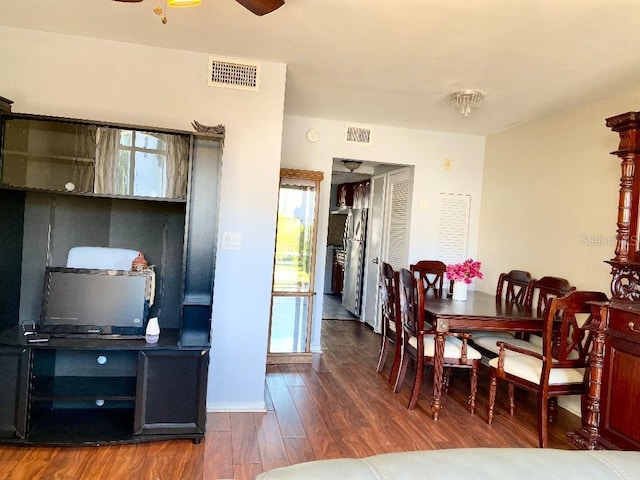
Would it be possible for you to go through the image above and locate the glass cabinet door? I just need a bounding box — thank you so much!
[1,118,96,194]
[268,169,324,358]
[1,116,190,200]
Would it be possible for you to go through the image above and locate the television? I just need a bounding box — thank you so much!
[39,267,152,337]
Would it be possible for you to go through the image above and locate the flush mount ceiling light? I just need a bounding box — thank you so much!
[451,90,485,117]
[342,160,363,172]
[167,0,201,5]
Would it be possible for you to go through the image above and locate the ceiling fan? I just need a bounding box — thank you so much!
[113,0,284,17]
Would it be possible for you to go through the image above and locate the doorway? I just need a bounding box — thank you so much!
[268,169,324,364]
[322,161,413,334]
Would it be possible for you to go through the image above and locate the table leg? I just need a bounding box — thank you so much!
[431,332,446,421]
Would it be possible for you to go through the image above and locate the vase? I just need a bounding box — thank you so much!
[452,281,468,302]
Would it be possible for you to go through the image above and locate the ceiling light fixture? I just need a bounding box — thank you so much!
[150,0,200,24]
[342,160,363,172]
[451,90,485,117]
[167,0,201,6]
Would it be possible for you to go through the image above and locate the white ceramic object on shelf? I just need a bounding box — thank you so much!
[145,317,160,344]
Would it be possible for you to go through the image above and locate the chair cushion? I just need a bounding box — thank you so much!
[408,334,482,360]
[488,355,585,385]
[467,330,515,339]
[472,336,543,356]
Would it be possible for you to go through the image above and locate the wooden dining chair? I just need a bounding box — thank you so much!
[487,290,609,448]
[469,270,534,354]
[472,275,573,357]
[376,262,402,387]
[497,270,533,306]
[394,268,482,414]
[410,260,452,298]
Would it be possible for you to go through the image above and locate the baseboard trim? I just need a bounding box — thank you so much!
[267,352,313,364]
[207,401,267,413]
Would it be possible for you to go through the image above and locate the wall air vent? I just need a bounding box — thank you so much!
[208,56,260,91]
[345,125,372,144]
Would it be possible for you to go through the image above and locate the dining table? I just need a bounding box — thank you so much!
[424,290,544,421]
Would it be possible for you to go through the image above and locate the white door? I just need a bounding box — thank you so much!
[383,168,412,270]
[362,174,387,330]
[361,167,412,331]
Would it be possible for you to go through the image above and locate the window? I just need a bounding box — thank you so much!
[117,131,168,197]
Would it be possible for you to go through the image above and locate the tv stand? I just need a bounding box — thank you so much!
[0,101,222,446]
[0,327,208,445]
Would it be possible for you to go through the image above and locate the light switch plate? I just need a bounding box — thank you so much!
[222,232,241,250]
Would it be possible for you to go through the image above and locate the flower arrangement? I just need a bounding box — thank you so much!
[446,258,483,284]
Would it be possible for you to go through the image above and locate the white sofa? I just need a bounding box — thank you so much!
[255,447,640,479]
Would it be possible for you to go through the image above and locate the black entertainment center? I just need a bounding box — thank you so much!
[0,97,221,445]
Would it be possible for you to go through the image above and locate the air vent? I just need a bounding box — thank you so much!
[345,125,372,144]
[208,56,260,91]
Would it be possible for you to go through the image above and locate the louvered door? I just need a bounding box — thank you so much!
[383,168,412,270]
[437,193,471,264]
[361,168,412,331]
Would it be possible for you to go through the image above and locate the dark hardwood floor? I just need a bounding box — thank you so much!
[0,320,580,479]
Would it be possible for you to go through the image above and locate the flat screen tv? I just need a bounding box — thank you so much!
[40,267,152,337]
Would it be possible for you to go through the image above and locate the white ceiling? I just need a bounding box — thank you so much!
[2,1,640,136]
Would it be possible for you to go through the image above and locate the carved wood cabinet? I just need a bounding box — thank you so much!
[569,112,640,450]
[598,303,640,449]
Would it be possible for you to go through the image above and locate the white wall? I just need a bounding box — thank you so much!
[0,26,287,411]
[281,116,486,351]
[478,90,640,295]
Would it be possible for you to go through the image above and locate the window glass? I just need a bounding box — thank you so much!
[134,151,166,197]
[117,131,168,197]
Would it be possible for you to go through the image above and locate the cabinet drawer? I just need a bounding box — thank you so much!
[607,306,640,343]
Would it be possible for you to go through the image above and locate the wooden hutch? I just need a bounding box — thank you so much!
[570,112,640,450]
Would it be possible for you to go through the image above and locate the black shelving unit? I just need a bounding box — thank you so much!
[0,101,221,446]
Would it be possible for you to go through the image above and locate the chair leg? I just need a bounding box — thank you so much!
[408,360,424,410]
[393,348,409,393]
[538,395,549,448]
[548,396,558,423]
[508,383,515,415]
[443,368,452,393]
[468,363,478,414]
[388,339,402,387]
[376,336,388,372]
[487,371,497,424]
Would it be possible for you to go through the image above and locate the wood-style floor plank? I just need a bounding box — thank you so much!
[253,411,289,471]
[0,319,582,478]
[230,412,261,465]
[73,445,119,480]
[264,373,307,438]
[204,430,234,480]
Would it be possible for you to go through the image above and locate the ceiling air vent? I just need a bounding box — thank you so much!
[345,125,372,144]
[208,56,260,91]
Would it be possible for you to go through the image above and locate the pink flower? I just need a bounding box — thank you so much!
[446,259,483,284]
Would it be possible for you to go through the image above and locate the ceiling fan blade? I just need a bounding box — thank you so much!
[235,0,284,16]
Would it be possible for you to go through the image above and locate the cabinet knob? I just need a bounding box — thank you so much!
[629,321,640,333]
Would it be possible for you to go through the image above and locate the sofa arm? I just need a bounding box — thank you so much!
[256,448,640,480]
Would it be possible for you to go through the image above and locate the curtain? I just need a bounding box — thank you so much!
[71,124,96,192]
[94,127,122,195]
[166,135,189,199]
